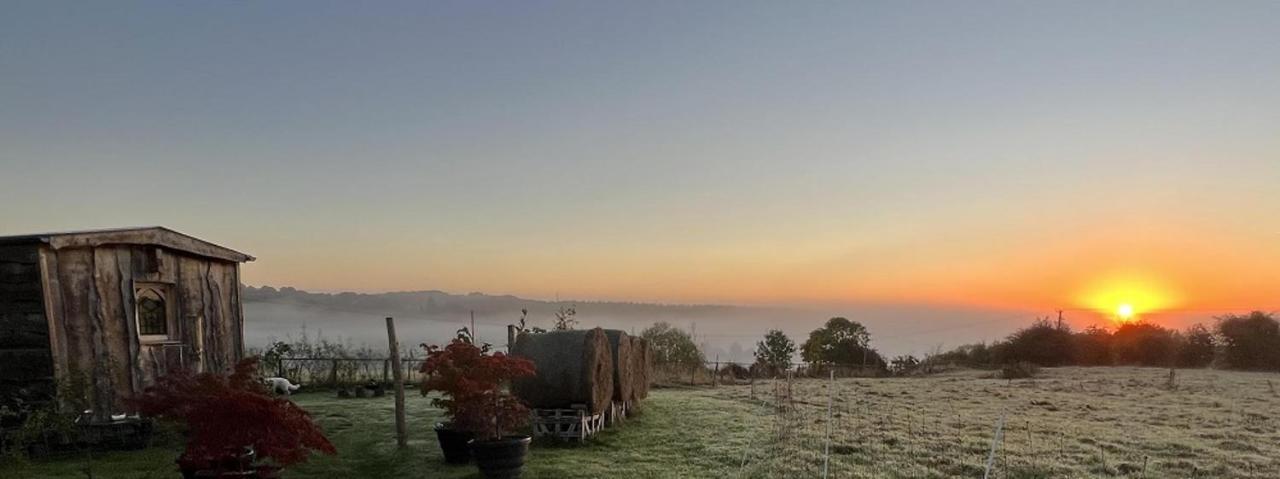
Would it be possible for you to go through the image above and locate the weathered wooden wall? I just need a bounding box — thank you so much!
[41,245,245,416]
[0,244,54,409]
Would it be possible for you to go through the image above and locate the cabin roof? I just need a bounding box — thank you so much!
[0,226,254,263]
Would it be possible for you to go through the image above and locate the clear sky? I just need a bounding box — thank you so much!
[3,1,1278,323]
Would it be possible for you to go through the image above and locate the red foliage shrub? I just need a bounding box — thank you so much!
[130,357,336,470]
[420,339,536,439]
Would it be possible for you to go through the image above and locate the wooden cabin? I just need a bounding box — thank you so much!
[0,227,253,419]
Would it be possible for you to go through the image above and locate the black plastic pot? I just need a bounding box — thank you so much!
[434,424,473,464]
[177,449,280,478]
[469,435,531,479]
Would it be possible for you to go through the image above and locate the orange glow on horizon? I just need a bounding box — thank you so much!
[1074,273,1179,324]
[238,213,1280,322]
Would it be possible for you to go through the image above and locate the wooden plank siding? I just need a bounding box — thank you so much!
[1,227,250,418]
[39,245,246,417]
[0,244,53,409]
[0,244,54,408]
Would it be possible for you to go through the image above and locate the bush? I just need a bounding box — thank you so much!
[1216,312,1280,371]
[130,358,336,471]
[889,355,921,376]
[949,313,1275,371]
[1111,322,1178,366]
[1177,324,1215,368]
[1072,326,1112,366]
[420,336,536,440]
[800,317,886,369]
[995,319,1074,367]
[1000,361,1040,379]
[641,322,706,369]
[931,343,994,368]
[754,330,796,373]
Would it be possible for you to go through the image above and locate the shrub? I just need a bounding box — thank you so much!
[1111,322,1178,366]
[1072,325,1113,366]
[130,358,336,471]
[420,336,536,440]
[800,317,886,368]
[931,343,994,368]
[1000,361,1040,379]
[753,330,796,374]
[640,322,706,369]
[889,355,921,375]
[1177,323,1215,368]
[1,403,77,458]
[553,306,578,331]
[995,319,1074,367]
[1216,312,1280,371]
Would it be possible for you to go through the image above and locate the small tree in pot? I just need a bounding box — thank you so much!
[421,329,535,477]
[130,358,336,478]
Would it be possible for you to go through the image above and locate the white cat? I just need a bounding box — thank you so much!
[263,377,301,396]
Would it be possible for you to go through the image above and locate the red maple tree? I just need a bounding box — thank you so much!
[420,338,536,439]
[131,357,337,472]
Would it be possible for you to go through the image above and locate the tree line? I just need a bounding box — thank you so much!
[640,317,890,375]
[640,311,1280,375]
[935,311,1280,371]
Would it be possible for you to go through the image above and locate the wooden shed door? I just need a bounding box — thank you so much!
[143,343,191,378]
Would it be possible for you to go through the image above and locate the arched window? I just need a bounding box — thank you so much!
[136,287,169,337]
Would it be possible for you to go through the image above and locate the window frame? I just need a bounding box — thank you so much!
[134,281,177,344]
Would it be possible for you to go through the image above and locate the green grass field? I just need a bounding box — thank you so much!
[2,387,770,479]
[6,367,1280,478]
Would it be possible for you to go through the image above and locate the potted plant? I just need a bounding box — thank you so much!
[463,390,536,479]
[421,329,535,477]
[131,357,337,478]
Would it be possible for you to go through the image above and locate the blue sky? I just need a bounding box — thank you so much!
[2,1,1278,313]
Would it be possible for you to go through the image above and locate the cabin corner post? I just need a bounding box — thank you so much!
[37,246,68,388]
[233,265,246,361]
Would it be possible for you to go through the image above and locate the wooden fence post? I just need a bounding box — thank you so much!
[713,356,719,388]
[330,359,339,386]
[387,317,408,448]
[823,369,833,478]
[382,359,390,384]
[507,325,516,353]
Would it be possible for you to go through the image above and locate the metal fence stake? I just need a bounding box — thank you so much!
[823,369,833,479]
[984,411,1007,479]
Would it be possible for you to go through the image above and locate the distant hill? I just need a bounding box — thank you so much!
[240,285,1036,362]
[243,285,759,320]
[241,285,796,363]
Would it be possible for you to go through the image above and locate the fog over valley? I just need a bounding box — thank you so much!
[242,286,1044,362]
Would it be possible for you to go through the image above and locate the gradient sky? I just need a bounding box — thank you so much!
[3,1,1279,322]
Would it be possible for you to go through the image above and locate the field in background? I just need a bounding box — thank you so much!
[7,367,1279,478]
[733,367,1280,478]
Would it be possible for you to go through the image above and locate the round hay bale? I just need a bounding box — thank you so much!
[602,330,634,403]
[629,336,651,401]
[511,328,614,414]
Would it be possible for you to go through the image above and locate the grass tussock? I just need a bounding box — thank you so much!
[1001,361,1041,379]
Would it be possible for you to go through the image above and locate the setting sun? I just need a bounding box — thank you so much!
[1116,303,1135,320]
[1076,274,1179,323]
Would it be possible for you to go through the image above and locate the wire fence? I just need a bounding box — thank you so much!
[734,373,1010,478]
[258,357,426,388]
[722,368,1279,478]
[652,360,888,388]
[258,354,1278,477]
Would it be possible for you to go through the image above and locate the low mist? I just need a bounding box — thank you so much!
[242,287,1046,362]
